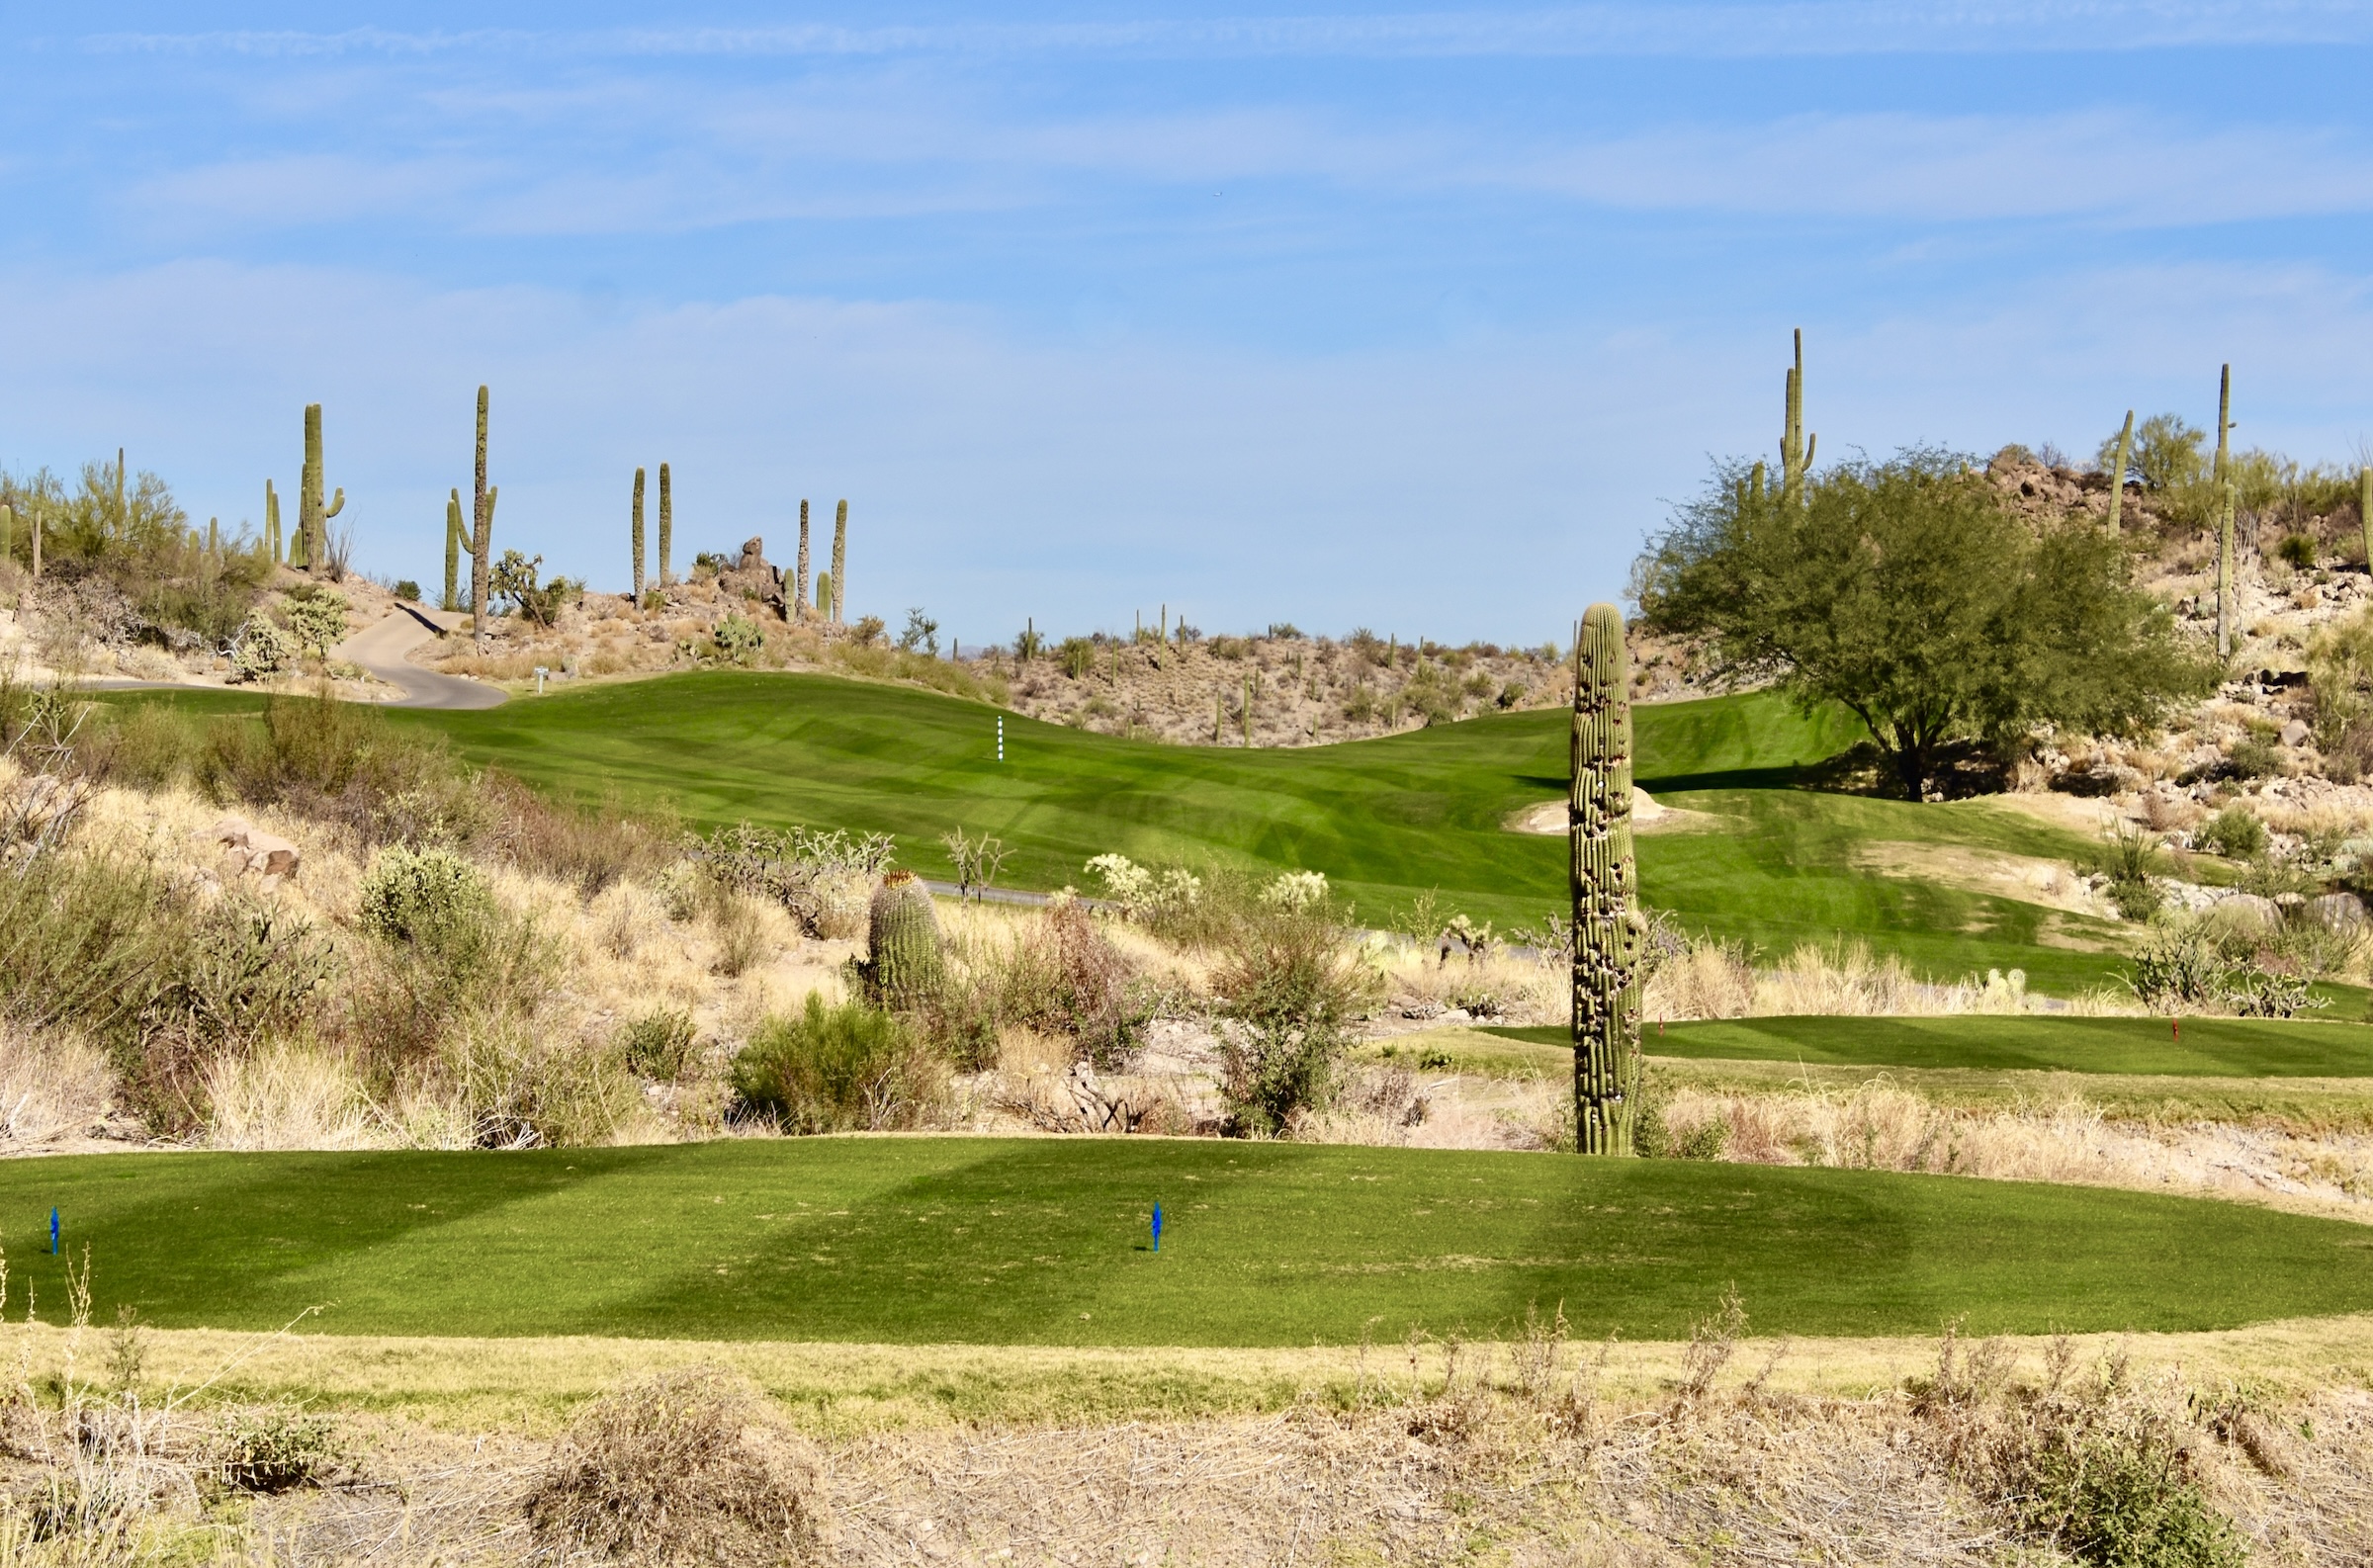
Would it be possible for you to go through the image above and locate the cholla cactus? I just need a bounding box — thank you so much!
[1260,870,1329,911]
[1570,602,1642,1155]
[863,871,944,1006]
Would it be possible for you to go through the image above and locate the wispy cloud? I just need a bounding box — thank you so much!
[76,3,2373,62]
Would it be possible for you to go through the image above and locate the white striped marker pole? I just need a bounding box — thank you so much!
[998,716,1005,761]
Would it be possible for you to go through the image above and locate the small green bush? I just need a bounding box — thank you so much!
[2193,805,2266,859]
[1211,899,1376,1137]
[732,994,947,1133]
[393,579,422,602]
[2277,533,2317,569]
[214,1405,342,1494]
[621,1008,697,1080]
[2225,737,2280,780]
[103,702,203,788]
[359,845,490,943]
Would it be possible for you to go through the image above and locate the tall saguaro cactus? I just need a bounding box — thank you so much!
[1780,329,1817,509]
[2105,409,2135,534]
[831,499,847,626]
[471,386,495,647]
[2359,467,2372,577]
[1571,603,1642,1156]
[796,499,812,619]
[264,480,282,566]
[297,404,344,570]
[115,449,128,544]
[632,468,648,601]
[2214,365,2235,658]
[658,464,673,588]
[443,490,464,611]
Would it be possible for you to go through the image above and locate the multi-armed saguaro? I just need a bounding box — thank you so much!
[470,386,498,647]
[296,404,344,571]
[1570,602,1642,1156]
[631,468,648,601]
[2214,365,2235,658]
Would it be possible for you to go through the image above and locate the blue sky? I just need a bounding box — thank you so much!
[9,3,2373,644]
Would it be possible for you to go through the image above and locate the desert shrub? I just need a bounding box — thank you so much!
[345,890,562,1078]
[622,1008,698,1081]
[1057,636,1097,678]
[1211,898,1376,1137]
[2193,805,2265,859]
[733,994,947,1133]
[481,772,673,896]
[937,901,1152,1071]
[707,887,768,977]
[439,1014,642,1148]
[0,847,194,1062]
[1928,1350,2242,1568]
[2080,823,2164,921]
[97,702,204,787]
[213,1405,342,1494]
[358,845,489,943]
[526,1366,822,1568]
[392,578,421,602]
[132,894,337,1131]
[691,821,893,935]
[2124,916,2325,1018]
[2277,532,2318,568]
[2225,736,2280,780]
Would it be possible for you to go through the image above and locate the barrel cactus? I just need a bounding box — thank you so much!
[863,870,944,1007]
[1570,602,1642,1155]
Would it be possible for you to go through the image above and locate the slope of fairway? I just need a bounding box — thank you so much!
[11,1141,2369,1344]
[1486,1015,2373,1078]
[322,670,2128,990]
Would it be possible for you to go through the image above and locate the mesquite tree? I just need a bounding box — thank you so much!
[1570,603,1641,1155]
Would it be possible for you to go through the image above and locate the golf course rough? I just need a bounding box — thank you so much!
[9,1141,2367,1346]
[1488,1015,2373,1079]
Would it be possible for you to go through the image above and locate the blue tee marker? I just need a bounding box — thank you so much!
[1151,1202,1163,1253]
[48,1208,57,1256]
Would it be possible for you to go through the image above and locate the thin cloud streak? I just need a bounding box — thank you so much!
[76,3,2373,63]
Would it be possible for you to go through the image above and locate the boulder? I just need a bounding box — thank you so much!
[2281,719,2313,747]
[2206,892,2282,934]
[196,816,301,884]
[2308,892,2367,932]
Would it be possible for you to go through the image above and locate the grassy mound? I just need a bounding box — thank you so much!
[1487,1015,2373,1078]
[15,1141,2370,1344]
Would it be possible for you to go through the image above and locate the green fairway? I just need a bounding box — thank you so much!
[1486,1015,2373,1078]
[102,676,2139,990]
[9,1140,2369,1344]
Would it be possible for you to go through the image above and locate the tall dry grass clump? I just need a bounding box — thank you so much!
[525,1366,824,1567]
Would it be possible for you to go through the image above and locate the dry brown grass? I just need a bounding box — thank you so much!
[0,1022,114,1151]
[524,1365,823,1567]
[0,1321,2358,1567]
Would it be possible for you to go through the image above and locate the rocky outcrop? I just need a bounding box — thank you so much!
[195,816,301,891]
[718,537,788,620]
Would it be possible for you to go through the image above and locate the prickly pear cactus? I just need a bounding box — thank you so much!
[1570,602,1641,1155]
[864,870,944,1007]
